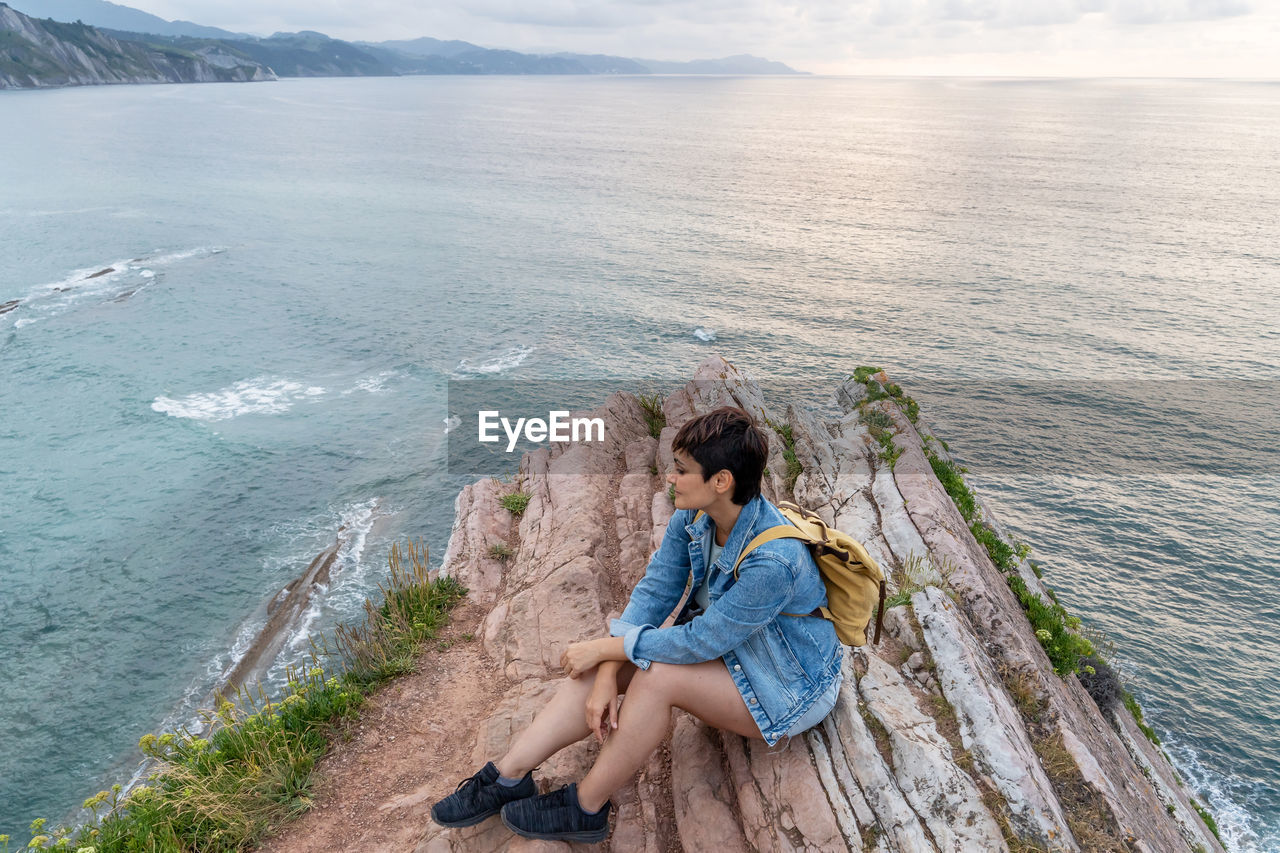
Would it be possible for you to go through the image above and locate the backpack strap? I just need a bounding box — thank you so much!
[693,511,826,622]
[731,526,810,579]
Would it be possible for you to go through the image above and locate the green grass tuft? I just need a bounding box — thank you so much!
[499,491,531,516]
[765,419,803,492]
[971,521,1019,572]
[1123,691,1162,746]
[636,390,666,439]
[928,453,978,522]
[1007,575,1094,676]
[1190,798,1223,846]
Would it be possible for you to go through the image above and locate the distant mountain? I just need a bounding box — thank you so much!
[0,2,273,88]
[636,54,804,75]
[101,28,396,77]
[360,36,482,58]
[6,0,247,38]
[2,0,805,86]
[552,52,650,74]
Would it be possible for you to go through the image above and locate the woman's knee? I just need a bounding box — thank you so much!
[623,663,678,700]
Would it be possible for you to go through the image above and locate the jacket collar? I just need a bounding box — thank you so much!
[685,494,766,567]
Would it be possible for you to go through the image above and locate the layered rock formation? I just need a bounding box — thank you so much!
[0,3,274,89]
[426,355,1222,853]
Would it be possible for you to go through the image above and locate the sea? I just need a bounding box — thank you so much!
[0,75,1276,850]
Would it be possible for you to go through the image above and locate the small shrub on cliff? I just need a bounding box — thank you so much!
[500,491,531,516]
[488,542,514,561]
[859,408,893,432]
[765,419,804,491]
[636,390,666,439]
[1076,655,1123,712]
[1007,575,1094,676]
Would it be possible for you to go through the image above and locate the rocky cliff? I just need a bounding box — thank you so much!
[410,356,1222,852]
[0,3,273,89]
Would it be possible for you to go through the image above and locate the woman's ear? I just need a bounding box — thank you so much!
[713,470,735,496]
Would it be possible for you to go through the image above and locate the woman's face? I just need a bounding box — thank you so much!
[668,449,725,511]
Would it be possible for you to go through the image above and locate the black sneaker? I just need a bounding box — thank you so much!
[500,782,612,843]
[429,762,536,828]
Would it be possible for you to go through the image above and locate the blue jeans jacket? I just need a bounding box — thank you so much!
[610,494,842,745]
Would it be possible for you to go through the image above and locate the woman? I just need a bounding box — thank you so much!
[431,406,843,843]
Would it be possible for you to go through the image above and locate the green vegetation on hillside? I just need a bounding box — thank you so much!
[9,541,465,852]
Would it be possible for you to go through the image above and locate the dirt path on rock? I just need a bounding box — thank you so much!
[258,601,502,853]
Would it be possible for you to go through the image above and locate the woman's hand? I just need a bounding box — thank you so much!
[561,640,602,678]
[585,666,620,743]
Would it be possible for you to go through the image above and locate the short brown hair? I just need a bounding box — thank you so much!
[671,406,769,505]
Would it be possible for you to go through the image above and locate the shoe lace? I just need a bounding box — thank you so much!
[453,769,488,803]
[536,785,574,809]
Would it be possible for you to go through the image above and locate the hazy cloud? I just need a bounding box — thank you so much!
[125,0,1278,75]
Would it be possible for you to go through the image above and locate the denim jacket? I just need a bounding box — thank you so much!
[610,494,842,745]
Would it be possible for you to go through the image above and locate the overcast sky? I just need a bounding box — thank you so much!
[124,0,1278,77]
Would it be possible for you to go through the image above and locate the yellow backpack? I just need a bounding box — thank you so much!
[705,502,887,646]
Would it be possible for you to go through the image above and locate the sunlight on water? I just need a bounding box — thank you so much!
[1,76,1277,848]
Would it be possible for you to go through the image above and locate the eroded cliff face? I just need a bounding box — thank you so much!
[0,3,274,89]
[427,355,1222,853]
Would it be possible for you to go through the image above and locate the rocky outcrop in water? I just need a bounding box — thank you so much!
[424,355,1223,853]
[0,3,274,89]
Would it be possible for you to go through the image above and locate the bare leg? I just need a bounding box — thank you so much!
[575,660,761,812]
[495,663,637,779]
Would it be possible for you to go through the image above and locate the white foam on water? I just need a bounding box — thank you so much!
[443,414,461,434]
[269,498,386,679]
[1162,733,1277,853]
[152,377,329,421]
[14,318,37,328]
[342,370,396,395]
[693,326,717,342]
[452,345,534,378]
[11,247,222,330]
[142,498,387,762]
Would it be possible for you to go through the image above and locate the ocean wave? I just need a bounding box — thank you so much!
[341,370,396,395]
[693,326,718,342]
[6,247,225,329]
[1163,735,1279,853]
[452,345,534,377]
[144,499,389,748]
[152,377,327,421]
[276,499,385,664]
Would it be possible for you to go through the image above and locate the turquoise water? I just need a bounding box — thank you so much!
[1,76,1277,849]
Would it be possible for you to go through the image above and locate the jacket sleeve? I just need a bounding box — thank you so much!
[608,510,694,655]
[614,549,797,669]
